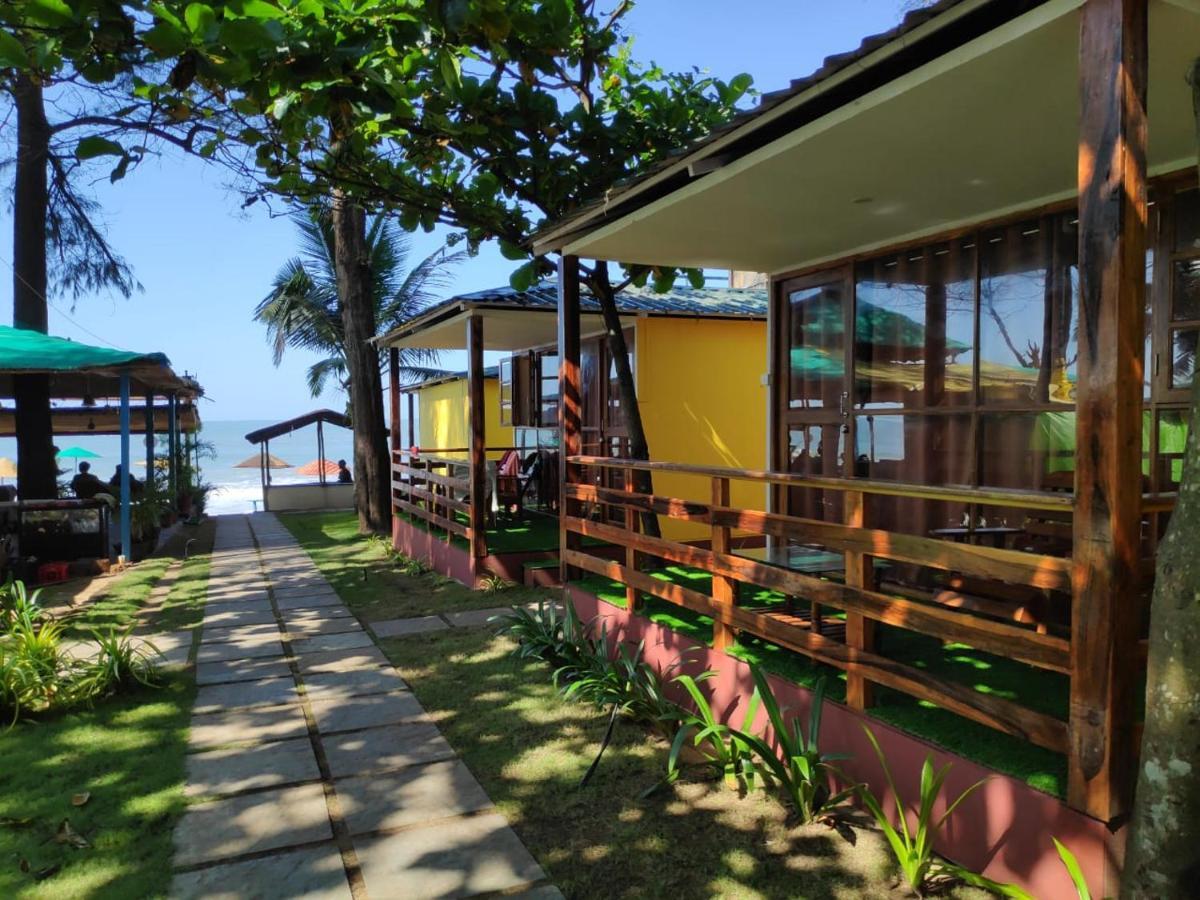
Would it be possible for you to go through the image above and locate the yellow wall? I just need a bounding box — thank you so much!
[634,317,769,539]
[416,378,513,459]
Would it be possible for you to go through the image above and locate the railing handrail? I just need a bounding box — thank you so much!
[568,455,1076,512]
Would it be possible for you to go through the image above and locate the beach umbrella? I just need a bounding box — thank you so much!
[134,458,171,470]
[234,453,292,469]
[57,446,100,473]
[0,456,16,483]
[295,458,339,477]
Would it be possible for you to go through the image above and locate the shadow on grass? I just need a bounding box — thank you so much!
[0,675,196,899]
[379,628,985,900]
[277,511,557,621]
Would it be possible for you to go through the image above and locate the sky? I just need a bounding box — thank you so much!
[0,1,910,422]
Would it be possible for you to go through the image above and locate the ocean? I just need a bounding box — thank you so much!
[0,418,402,516]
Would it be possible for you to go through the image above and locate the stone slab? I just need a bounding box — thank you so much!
[370,616,447,639]
[274,593,344,610]
[309,692,427,735]
[170,845,352,900]
[354,812,544,899]
[200,623,282,645]
[322,723,454,778]
[193,676,299,715]
[296,647,389,676]
[188,703,308,750]
[184,737,320,798]
[443,607,510,629]
[196,638,286,664]
[300,668,408,704]
[286,617,362,639]
[291,632,373,656]
[172,782,332,867]
[203,607,278,629]
[335,760,492,836]
[196,656,294,686]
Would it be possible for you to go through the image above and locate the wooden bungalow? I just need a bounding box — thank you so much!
[529,0,1197,893]
[377,281,768,586]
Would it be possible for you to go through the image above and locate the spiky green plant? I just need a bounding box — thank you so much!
[78,628,162,699]
[858,726,989,895]
[664,671,761,791]
[731,670,857,823]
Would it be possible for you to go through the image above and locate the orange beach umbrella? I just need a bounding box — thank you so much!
[234,453,292,469]
[295,458,339,477]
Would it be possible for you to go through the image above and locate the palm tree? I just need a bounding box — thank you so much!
[255,204,465,397]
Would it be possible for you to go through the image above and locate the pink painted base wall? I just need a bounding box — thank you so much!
[566,585,1124,898]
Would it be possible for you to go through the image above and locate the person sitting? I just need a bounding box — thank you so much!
[337,459,353,483]
[71,461,107,499]
[108,464,144,498]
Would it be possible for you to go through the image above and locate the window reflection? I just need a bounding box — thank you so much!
[788,281,845,409]
[979,217,1078,405]
[854,242,974,409]
[1157,410,1190,489]
[787,425,844,521]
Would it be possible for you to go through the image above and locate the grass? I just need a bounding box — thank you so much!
[0,676,196,899]
[39,519,216,640]
[573,568,1069,797]
[381,626,990,900]
[278,510,557,620]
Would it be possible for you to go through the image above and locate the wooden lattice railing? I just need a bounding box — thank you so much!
[560,455,1130,757]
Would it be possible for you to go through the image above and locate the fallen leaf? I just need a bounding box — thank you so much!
[34,864,61,881]
[54,819,89,849]
[19,858,29,873]
[70,792,91,807]
[0,817,33,828]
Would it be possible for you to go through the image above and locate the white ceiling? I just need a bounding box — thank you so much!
[565,0,1200,275]
[381,308,629,351]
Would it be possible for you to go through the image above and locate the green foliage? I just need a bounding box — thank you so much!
[731,671,856,824]
[477,573,514,596]
[1052,837,1091,900]
[665,671,761,790]
[857,726,989,894]
[494,599,587,671]
[77,628,162,698]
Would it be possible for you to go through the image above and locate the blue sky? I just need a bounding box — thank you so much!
[0,1,907,421]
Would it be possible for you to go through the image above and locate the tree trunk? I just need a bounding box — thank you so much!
[11,75,56,499]
[330,189,391,533]
[1121,58,1200,899]
[589,263,660,538]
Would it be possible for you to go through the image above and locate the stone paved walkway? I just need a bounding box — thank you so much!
[171,514,560,900]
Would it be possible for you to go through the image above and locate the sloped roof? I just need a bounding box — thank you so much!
[245,409,351,444]
[403,366,500,392]
[533,0,1046,254]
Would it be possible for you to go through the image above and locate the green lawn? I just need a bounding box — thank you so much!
[278,510,557,620]
[0,676,196,899]
[382,627,989,900]
[573,568,1068,797]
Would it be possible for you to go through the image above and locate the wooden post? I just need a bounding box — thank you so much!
[389,347,401,456]
[406,392,416,449]
[1069,0,1147,822]
[143,392,154,489]
[558,255,583,583]
[167,393,178,511]
[844,489,876,710]
[624,470,640,612]
[118,372,131,561]
[711,476,736,651]
[467,316,488,573]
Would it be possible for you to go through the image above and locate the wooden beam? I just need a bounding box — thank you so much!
[1069,0,1147,822]
[389,347,401,455]
[711,476,736,650]
[406,391,416,449]
[558,255,583,582]
[466,315,488,569]
[844,490,877,710]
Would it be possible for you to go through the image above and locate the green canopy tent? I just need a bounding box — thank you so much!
[57,446,100,474]
[0,326,202,560]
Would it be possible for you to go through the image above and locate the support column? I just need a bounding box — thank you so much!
[144,392,154,488]
[389,347,401,456]
[467,315,488,572]
[119,372,132,562]
[167,393,178,511]
[1069,0,1147,822]
[558,255,583,582]
[406,392,416,449]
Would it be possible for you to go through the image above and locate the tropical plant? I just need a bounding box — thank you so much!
[78,628,161,698]
[663,672,762,792]
[857,726,989,895]
[731,670,857,824]
[2,595,74,712]
[477,574,514,596]
[493,599,587,671]
[255,205,464,398]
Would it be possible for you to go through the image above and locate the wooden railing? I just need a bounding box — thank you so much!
[560,455,1120,756]
[391,449,473,545]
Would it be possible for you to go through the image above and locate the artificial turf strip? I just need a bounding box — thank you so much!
[569,568,1069,797]
[278,510,556,619]
[381,627,990,900]
[0,676,196,899]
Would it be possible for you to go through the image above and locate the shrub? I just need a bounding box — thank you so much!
[857,726,989,894]
[732,670,856,823]
[493,599,587,671]
[77,628,161,699]
[664,671,761,791]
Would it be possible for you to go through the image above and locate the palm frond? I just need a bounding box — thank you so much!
[380,245,469,328]
[255,259,341,365]
[306,356,348,398]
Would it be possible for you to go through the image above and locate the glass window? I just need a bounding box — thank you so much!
[498,357,514,427]
[1171,328,1198,390]
[979,411,1074,492]
[788,280,845,409]
[854,241,975,409]
[852,414,972,485]
[608,332,635,424]
[1174,188,1200,252]
[787,425,844,522]
[979,217,1078,406]
[539,354,559,427]
[1157,409,1190,489]
[1172,259,1200,321]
